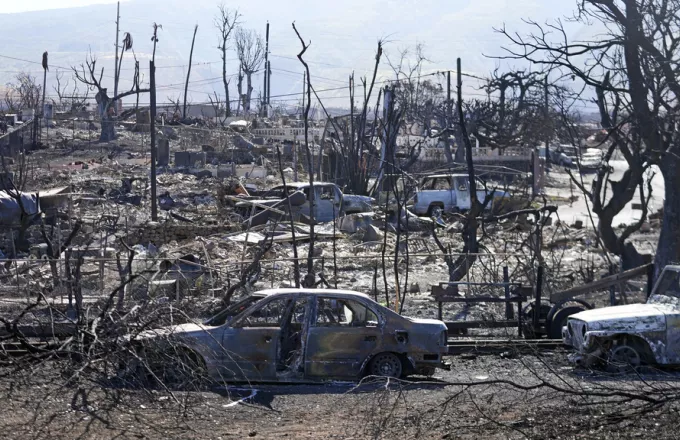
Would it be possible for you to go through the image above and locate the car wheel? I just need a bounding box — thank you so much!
[369,352,403,378]
[548,305,587,340]
[608,344,641,373]
[427,205,443,218]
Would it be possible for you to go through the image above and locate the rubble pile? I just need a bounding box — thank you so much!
[0,113,659,326]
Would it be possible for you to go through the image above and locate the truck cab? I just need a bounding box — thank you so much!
[412,174,505,216]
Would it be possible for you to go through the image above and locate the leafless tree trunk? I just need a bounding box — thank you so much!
[73,51,147,141]
[497,0,680,276]
[183,25,198,120]
[235,27,264,114]
[53,71,90,111]
[292,23,316,287]
[215,5,239,118]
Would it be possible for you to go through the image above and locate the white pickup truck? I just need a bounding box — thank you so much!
[412,174,507,216]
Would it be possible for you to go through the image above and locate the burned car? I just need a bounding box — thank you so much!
[564,265,680,370]
[132,289,449,383]
[234,182,374,226]
[412,174,508,217]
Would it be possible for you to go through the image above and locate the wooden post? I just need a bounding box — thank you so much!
[98,247,105,292]
[503,266,513,319]
[609,265,617,306]
[544,75,550,170]
[533,265,543,332]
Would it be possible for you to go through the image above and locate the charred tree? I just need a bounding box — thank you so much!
[497,0,679,275]
[73,52,147,142]
[235,28,264,114]
[183,25,198,120]
[292,23,316,287]
[215,5,239,118]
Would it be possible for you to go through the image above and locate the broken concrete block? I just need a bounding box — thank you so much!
[190,169,213,179]
[338,213,373,234]
[217,165,235,178]
[157,139,170,166]
[174,151,191,167]
[189,152,207,167]
[362,225,383,242]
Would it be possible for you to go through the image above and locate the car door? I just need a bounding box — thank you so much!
[219,295,294,380]
[305,296,382,379]
[314,184,337,222]
[475,177,490,207]
[455,176,471,209]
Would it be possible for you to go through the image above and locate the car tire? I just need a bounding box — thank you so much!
[607,344,641,373]
[548,306,586,340]
[368,352,404,379]
[427,204,444,218]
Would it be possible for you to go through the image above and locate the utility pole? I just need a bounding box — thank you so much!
[150,59,158,221]
[113,1,120,113]
[41,52,48,146]
[267,60,271,112]
[150,23,160,221]
[544,75,550,170]
[262,22,270,117]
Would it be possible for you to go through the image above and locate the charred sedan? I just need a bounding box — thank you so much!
[133,289,449,383]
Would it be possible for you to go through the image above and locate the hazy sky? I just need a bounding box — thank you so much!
[0,0,599,110]
[3,0,127,14]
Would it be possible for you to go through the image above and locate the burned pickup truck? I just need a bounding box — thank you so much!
[235,182,374,225]
[128,289,449,384]
[564,265,680,370]
[411,174,508,217]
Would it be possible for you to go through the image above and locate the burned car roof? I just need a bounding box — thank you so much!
[252,288,374,299]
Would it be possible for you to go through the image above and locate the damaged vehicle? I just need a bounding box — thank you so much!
[235,182,374,225]
[564,265,680,370]
[130,289,449,384]
[412,174,508,217]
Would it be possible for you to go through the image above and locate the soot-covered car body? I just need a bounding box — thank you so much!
[136,289,449,382]
[564,265,680,368]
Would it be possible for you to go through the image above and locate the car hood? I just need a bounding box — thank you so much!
[136,323,212,340]
[235,198,282,207]
[569,304,670,332]
[405,317,447,331]
[343,194,374,208]
[343,194,374,203]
